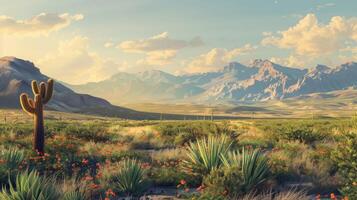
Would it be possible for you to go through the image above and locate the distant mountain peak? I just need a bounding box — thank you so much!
[250,59,274,68]
[313,64,330,72]
[0,56,40,73]
[222,62,247,72]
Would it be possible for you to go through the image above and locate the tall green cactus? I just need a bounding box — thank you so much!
[20,79,54,154]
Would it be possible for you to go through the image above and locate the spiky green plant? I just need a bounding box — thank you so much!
[1,148,25,171]
[182,135,232,176]
[61,190,86,200]
[112,159,148,197]
[221,148,269,191]
[0,170,61,200]
[60,178,87,200]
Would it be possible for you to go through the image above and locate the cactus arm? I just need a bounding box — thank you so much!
[28,98,35,108]
[43,79,54,104]
[20,94,35,115]
[40,82,46,99]
[31,81,40,95]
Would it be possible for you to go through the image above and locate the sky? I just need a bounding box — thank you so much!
[0,0,356,84]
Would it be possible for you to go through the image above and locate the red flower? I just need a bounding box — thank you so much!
[180,179,186,185]
[105,189,116,197]
[330,193,336,200]
[82,159,89,165]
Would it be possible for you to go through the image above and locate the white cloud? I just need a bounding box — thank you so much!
[136,50,177,66]
[104,42,114,48]
[185,44,256,73]
[118,32,204,53]
[262,14,357,57]
[38,36,123,84]
[119,32,204,67]
[316,3,335,10]
[270,55,311,68]
[0,13,83,36]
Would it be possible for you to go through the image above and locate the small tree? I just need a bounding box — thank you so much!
[19,79,54,154]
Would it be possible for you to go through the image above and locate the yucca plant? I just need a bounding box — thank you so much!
[1,148,25,171]
[112,159,148,197]
[239,189,309,200]
[61,179,87,200]
[0,170,61,200]
[182,135,232,176]
[62,190,86,200]
[221,148,269,191]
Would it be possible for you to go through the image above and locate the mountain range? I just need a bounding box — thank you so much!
[70,59,357,105]
[0,57,165,119]
[0,57,239,120]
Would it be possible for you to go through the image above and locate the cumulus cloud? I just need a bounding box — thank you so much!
[0,13,83,36]
[104,42,114,48]
[119,32,203,66]
[136,50,177,66]
[185,44,256,73]
[270,55,311,68]
[262,14,357,57]
[38,36,123,84]
[118,32,204,53]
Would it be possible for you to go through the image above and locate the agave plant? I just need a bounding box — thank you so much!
[61,190,86,200]
[61,179,87,200]
[112,159,148,197]
[239,189,309,200]
[182,135,232,176]
[221,148,269,191]
[1,148,25,171]
[0,170,61,200]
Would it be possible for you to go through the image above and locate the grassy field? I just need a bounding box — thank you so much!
[0,109,355,199]
[125,90,357,119]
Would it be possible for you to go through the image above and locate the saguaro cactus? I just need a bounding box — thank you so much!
[20,79,54,154]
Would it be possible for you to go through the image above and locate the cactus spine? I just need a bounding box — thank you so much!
[20,79,54,154]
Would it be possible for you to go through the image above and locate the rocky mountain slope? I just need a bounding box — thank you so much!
[71,59,357,104]
[0,57,161,119]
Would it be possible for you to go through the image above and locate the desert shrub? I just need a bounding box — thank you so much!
[332,132,357,199]
[238,189,309,200]
[203,167,245,198]
[155,121,237,145]
[0,170,61,200]
[0,123,33,137]
[268,140,338,191]
[279,125,327,144]
[254,119,342,145]
[182,135,232,176]
[149,167,199,187]
[221,148,270,191]
[110,159,148,197]
[109,151,151,163]
[62,123,117,143]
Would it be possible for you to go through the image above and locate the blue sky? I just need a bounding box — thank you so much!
[0,0,356,84]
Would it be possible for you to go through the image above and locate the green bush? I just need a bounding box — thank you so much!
[332,132,357,199]
[63,123,117,143]
[202,167,244,198]
[149,167,199,187]
[280,125,326,144]
[155,121,237,146]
